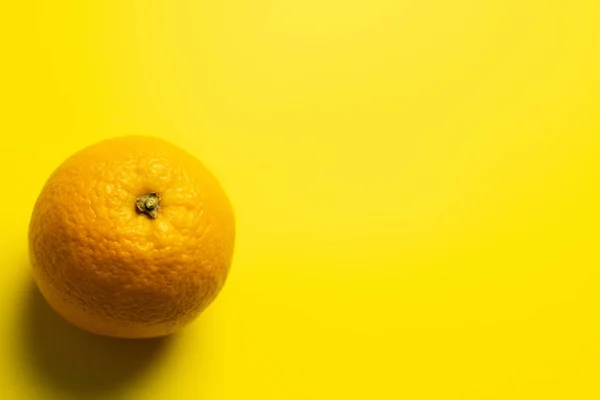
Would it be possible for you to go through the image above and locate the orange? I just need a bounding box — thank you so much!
[28,136,235,338]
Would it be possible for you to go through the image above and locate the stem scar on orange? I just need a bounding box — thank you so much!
[28,136,235,338]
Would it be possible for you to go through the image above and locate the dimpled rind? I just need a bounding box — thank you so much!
[28,136,235,338]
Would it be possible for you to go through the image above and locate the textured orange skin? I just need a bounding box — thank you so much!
[29,136,235,338]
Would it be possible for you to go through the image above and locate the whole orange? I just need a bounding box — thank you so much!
[29,136,235,338]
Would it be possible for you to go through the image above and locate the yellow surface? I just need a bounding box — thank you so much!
[1,1,599,399]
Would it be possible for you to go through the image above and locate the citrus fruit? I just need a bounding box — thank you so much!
[28,136,235,338]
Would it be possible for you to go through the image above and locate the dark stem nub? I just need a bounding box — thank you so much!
[136,192,161,219]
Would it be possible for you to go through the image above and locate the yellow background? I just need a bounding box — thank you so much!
[1,1,599,399]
